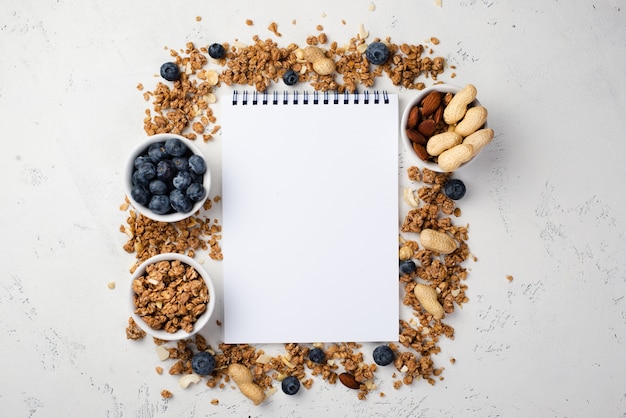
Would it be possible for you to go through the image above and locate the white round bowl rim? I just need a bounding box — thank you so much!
[129,253,215,341]
[125,133,211,222]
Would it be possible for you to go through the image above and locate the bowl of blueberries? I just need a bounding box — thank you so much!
[126,134,210,222]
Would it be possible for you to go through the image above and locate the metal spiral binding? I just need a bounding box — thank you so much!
[232,90,390,105]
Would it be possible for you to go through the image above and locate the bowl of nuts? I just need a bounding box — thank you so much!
[129,253,215,341]
[401,83,494,172]
[126,133,211,222]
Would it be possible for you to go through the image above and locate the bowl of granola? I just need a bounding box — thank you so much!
[125,133,211,222]
[401,83,492,172]
[129,253,215,341]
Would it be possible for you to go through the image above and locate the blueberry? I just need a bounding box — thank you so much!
[132,170,149,187]
[372,345,394,366]
[399,260,417,276]
[170,189,193,213]
[148,195,170,215]
[160,62,180,81]
[148,142,168,163]
[365,42,390,65]
[208,43,226,59]
[134,154,152,169]
[131,185,150,206]
[308,347,325,364]
[164,137,188,157]
[191,351,216,375]
[173,170,192,190]
[281,376,300,395]
[443,179,466,200]
[172,156,189,172]
[149,179,169,195]
[186,182,206,202]
[190,169,204,183]
[188,154,207,175]
[136,162,156,181]
[283,69,299,86]
[156,160,176,182]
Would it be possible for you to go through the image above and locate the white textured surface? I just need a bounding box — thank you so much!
[1,0,625,417]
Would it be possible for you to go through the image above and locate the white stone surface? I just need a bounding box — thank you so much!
[1,0,625,416]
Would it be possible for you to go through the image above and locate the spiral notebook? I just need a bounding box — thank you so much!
[221,90,399,344]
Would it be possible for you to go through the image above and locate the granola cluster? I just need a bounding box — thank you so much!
[122,24,474,403]
[120,196,222,274]
[132,259,209,333]
[140,31,449,141]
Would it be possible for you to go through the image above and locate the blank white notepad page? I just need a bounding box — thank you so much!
[221,91,399,344]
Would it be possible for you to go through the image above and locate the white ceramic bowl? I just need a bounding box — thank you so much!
[129,253,215,341]
[125,133,211,222]
[401,84,486,172]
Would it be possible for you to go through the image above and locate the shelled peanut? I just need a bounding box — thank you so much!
[405,84,494,172]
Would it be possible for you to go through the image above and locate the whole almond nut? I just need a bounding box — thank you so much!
[417,119,436,137]
[338,372,360,390]
[412,142,429,161]
[433,105,444,124]
[420,91,442,116]
[406,106,420,129]
[406,128,426,145]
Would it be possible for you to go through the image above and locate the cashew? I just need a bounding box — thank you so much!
[179,373,201,388]
[454,106,488,137]
[426,132,462,156]
[156,345,170,361]
[413,284,444,320]
[302,46,336,75]
[443,84,477,125]
[402,187,419,207]
[228,363,266,405]
[437,143,474,172]
[419,229,457,254]
[463,128,494,155]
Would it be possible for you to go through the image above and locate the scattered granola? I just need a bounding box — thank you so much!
[124,23,474,404]
[125,317,146,340]
[267,21,282,37]
[120,196,222,273]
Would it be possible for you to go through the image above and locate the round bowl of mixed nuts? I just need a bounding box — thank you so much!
[401,83,493,172]
[129,253,215,341]
[125,133,211,222]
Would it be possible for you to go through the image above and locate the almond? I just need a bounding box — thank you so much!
[433,104,444,124]
[412,142,429,161]
[420,91,442,116]
[406,128,426,145]
[338,372,360,390]
[417,119,436,137]
[406,106,420,129]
